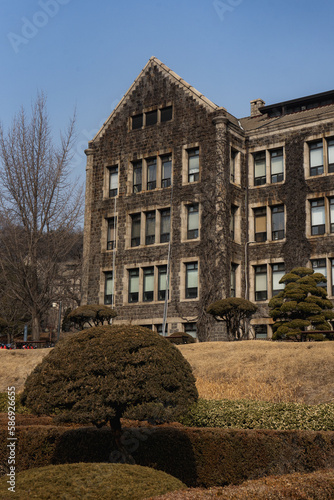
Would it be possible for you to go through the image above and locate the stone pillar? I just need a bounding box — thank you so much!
[81,143,95,305]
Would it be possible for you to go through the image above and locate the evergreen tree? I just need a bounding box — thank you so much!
[269,267,334,341]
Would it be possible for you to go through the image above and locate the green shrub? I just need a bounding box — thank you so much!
[21,325,198,431]
[0,462,186,499]
[179,399,334,431]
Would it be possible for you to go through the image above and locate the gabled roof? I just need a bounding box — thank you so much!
[92,57,219,142]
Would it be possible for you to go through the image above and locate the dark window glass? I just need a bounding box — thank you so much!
[230,150,237,182]
[254,325,267,339]
[158,265,168,301]
[272,263,285,296]
[132,114,143,130]
[328,139,334,172]
[133,161,142,193]
[128,269,139,303]
[143,267,154,301]
[311,199,325,235]
[271,205,285,240]
[255,265,267,301]
[188,148,199,183]
[131,213,141,247]
[254,207,267,242]
[160,208,170,243]
[309,140,324,176]
[231,263,238,297]
[145,211,155,245]
[147,158,157,190]
[187,204,199,239]
[270,148,284,183]
[186,262,198,299]
[145,110,158,126]
[330,198,334,233]
[107,217,117,250]
[254,151,266,185]
[160,106,173,122]
[161,155,172,187]
[231,205,237,240]
[104,271,114,305]
[108,166,118,197]
[184,322,197,338]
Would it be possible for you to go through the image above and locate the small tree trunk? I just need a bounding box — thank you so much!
[109,415,135,465]
[32,314,40,341]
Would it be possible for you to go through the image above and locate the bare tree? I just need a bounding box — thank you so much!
[0,93,83,340]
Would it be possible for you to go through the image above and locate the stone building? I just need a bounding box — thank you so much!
[82,57,334,341]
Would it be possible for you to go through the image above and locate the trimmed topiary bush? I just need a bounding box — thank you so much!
[67,304,117,329]
[0,462,186,499]
[21,325,198,461]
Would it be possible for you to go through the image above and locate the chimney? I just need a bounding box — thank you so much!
[250,99,265,117]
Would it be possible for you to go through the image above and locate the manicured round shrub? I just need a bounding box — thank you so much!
[21,325,198,430]
[67,304,117,329]
[0,463,187,499]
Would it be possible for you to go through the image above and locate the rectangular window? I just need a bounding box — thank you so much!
[271,205,285,240]
[128,269,139,303]
[311,259,327,288]
[331,259,334,296]
[254,207,267,242]
[187,204,199,239]
[272,263,285,296]
[255,265,267,301]
[254,325,267,339]
[188,148,199,183]
[132,114,143,130]
[158,265,168,301]
[231,205,237,240]
[270,148,284,183]
[108,166,118,197]
[160,106,173,122]
[161,155,172,188]
[160,208,170,243]
[309,140,324,176]
[104,271,114,305]
[133,160,142,193]
[145,110,157,126]
[184,323,197,338]
[107,217,117,250]
[186,262,198,299]
[330,198,334,233]
[145,211,155,245]
[231,263,238,297]
[328,139,334,173]
[131,213,141,247]
[254,151,266,186]
[230,150,237,183]
[146,158,157,190]
[311,199,325,235]
[143,267,154,302]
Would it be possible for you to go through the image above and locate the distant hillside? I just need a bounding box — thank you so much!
[1,341,333,404]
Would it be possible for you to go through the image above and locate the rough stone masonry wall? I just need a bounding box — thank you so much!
[83,64,232,341]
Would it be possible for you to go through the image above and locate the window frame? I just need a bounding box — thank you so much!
[309,140,324,177]
[145,211,156,245]
[310,199,326,235]
[108,165,119,198]
[160,208,170,243]
[143,267,154,302]
[271,263,285,296]
[185,262,198,299]
[271,205,285,241]
[254,207,267,242]
[270,148,284,184]
[187,147,200,183]
[106,217,117,251]
[132,160,142,193]
[187,203,199,240]
[104,271,114,305]
[131,213,141,247]
[254,264,268,301]
[128,268,140,303]
[253,151,266,186]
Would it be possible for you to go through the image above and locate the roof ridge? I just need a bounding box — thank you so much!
[92,58,218,142]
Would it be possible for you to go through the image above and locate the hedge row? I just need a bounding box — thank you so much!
[1,425,334,487]
[179,399,334,431]
[150,469,334,499]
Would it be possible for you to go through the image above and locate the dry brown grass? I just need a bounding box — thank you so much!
[179,341,334,404]
[0,349,50,392]
[1,341,334,405]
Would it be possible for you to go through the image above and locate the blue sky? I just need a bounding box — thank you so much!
[1,0,334,184]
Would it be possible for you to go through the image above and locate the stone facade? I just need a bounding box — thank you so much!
[82,57,334,341]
